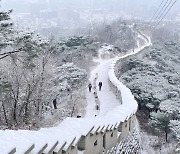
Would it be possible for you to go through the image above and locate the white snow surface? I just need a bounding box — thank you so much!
[108,33,151,116]
[0,32,151,154]
[86,32,151,118]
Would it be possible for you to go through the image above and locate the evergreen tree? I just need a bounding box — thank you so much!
[0,1,14,59]
[149,111,171,141]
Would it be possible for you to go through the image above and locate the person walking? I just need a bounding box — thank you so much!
[53,98,57,109]
[88,83,92,92]
[98,82,102,91]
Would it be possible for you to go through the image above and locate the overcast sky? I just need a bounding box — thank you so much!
[1,0,178,10]
[1,0,179,19]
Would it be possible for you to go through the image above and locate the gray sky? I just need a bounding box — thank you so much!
[1,0,179,37]
[1,0,178,11]
[1,0,179,19]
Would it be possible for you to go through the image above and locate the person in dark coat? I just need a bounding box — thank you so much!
[98,82,102,91]
[53,98,57,109]
[88,83,92,92]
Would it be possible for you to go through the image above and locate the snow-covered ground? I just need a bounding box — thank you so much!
[85,57,119,117]
[85,33,151,118]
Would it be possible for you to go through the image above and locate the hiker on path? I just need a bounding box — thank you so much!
[98,82,102,91]
[53,98,57,109]
[88,83,92,92]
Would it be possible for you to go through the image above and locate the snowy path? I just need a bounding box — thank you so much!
[85,32,151,117]
[86,59,118,117]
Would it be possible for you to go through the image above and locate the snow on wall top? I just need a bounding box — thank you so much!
[108,32,151,122]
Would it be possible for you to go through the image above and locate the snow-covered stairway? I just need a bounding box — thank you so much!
[0,32,151,154]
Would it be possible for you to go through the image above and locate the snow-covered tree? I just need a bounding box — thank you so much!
[0,1,70,129]
[159,100,180,119]
[0,26,89,128]
[0,5,13,57]
[0,32,57,128]
[53,35,99,71]
[170,120,180,141]
[94,20,136,52]
[52,63,87,90]
[149,111,171,141]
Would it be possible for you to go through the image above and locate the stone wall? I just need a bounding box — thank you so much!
[105,127,141,154]
[7,115,137,154]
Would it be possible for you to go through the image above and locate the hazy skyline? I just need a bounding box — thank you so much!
[1,0,180,21]
[1,0,179,37]
[1,0,179,13]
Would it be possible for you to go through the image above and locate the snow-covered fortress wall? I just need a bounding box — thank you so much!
[4,115,137,154]
[1,33,152,154]
[1,59,138,154]
[1,63,138,154]
[106,32,151,154]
